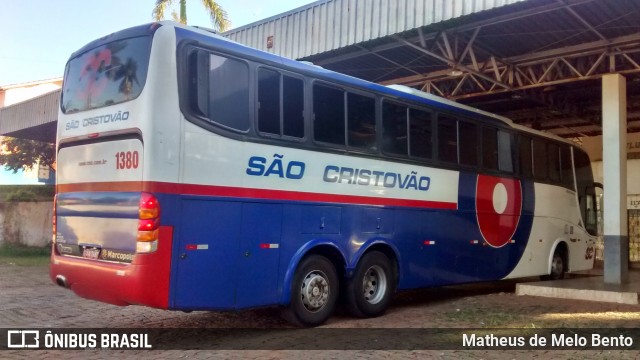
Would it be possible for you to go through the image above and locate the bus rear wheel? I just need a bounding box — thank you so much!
[345,251,396,318]
[284,255,339,327]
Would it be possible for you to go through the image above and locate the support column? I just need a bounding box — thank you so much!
[602,74,628,284]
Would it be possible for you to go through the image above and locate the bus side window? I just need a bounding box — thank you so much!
[188,49,210,118]
[187,50,250,132]
[206,53,250,131]
[560,146,574,189]
[382,101,408,156]
[282,76,304,138]
[482,126,498,170]
[519,135,533,178]
[574,149,597,235]
[533,138,548,181]
[437,114,457,164]
[313,84,345,145]
[459,121,478,167]
[257,68,280,135]
[347,93,376,150]
[409,108,432,159]
[548,143,561,183]
[498,130,515,173]
[258,70,304,138]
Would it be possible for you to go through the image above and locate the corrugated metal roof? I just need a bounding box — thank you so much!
[223,0,528,59]
[0,89,59,138]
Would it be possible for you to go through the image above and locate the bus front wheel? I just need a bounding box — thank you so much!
[541,248,566,281]
[284,255,339,327]
[345,251,396,318]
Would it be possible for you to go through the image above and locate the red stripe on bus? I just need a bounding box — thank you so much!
[57,181,458,210]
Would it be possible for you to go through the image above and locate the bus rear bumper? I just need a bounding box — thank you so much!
[50,226,173,309]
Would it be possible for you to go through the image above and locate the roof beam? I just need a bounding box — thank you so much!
[392,35,511,90]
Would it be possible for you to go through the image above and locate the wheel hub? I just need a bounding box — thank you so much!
[362,265,387,304]
[301,271,329,312]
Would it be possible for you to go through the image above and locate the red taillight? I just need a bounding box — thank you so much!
[137,192,160,252]
[138,218,159,231]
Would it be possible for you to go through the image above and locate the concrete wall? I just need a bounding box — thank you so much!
[0,201,52,247]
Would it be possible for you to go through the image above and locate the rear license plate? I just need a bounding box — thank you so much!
[82,247,101,259]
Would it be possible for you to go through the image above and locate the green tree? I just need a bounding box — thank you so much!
[152,0,230,32]
[0,137,55,174]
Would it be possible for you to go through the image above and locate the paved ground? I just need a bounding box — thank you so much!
[1,263,639,359]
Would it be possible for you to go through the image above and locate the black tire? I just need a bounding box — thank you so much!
[345,251,396,318]
[283,255,339,327]
[541,248,566,281]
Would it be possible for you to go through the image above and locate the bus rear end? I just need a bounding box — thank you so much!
[50,24,172,308]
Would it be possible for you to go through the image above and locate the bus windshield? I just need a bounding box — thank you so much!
[61,36,151,114]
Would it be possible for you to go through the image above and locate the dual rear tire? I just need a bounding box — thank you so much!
[344,251,396,318]
[285,251,396,326]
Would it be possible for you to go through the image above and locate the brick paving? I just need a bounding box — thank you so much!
[1,263,639,359]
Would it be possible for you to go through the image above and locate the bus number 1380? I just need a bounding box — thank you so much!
[115,151,139,170]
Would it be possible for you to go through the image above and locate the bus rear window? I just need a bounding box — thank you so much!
[61,36,151,114]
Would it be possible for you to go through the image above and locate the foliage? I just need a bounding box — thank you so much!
[0,244,50,266]
[4,189,38,202]
[0,136,55,174]
[0,185,55,201]
[152,0,230,31]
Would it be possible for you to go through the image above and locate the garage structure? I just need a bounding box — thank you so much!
[225,0,640,138]
[2,0,640,283]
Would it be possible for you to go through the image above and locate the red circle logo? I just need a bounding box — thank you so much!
[476,175,522,248]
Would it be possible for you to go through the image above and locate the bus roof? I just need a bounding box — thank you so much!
[70,21,575,147]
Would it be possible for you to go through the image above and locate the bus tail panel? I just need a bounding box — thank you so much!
[55,192,139,261]
[55,138,145,262]
[50,225,172,308]
[51,137,172,307]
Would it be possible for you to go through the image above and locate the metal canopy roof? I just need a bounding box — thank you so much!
[226,0,640,139]
[0,90,59,143]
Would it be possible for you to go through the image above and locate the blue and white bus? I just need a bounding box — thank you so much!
[51,22,599,326]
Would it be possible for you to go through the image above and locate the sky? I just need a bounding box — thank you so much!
[0,0,316,86]
[0,0,315,185]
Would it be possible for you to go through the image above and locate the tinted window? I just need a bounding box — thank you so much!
[548,143,561,182]
[533,138,548,181]
[188,52,250,131]
[282,76,304,138]
[498,130,515,173]
[62,36,151,113]
[561,146,574,188]
[382,102,408,155]
[314,84,345,145]
[519,136,533,178]
[258,68,280,134]
[347,93,376,150]
[482,127,498,170]
[409,108,432,159]
[574,150,596,235]
[438,115,457,163]
[258,70,304,138]
[459,122,478,166]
